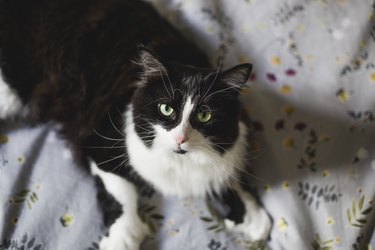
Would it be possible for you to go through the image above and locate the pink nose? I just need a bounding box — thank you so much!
[176,134,188,145]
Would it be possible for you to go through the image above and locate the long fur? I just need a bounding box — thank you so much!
[0,0,271,248]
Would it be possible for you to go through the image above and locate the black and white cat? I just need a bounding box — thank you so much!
[0,0,272,249]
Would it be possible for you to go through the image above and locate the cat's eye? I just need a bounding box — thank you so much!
[159,103,174,117]
[197,111,212,123]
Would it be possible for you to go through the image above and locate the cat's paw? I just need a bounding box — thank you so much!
[99,218,150,250]
[225,207,272,241]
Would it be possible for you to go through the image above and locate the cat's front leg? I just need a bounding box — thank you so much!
[224,182,272,242]
[90,161,150,250]
[0,72,23,120]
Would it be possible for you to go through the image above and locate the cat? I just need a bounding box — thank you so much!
[0,0,272,249]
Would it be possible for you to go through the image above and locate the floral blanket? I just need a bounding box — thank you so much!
[1,0,375,249]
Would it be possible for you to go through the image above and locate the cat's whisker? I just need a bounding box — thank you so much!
[202,55,223,100]
[83,145,127,149]
[94,129,123,142]
[203,85,241,102]
[160,64,174,99]
[247,147,266,160]
[158,65,173,99]
[107,112,126,137]
[97,154,126,166]
[110,157,130,173]
[130,121,155,133]
[136,98,165,112]
[195,140,265,183]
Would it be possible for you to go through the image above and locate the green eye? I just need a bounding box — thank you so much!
[159,103,174,117]
[197,111,212,123]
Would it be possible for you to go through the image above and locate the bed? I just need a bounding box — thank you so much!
[1,0,374,249]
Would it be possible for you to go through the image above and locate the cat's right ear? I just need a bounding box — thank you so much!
[137,47,167,79]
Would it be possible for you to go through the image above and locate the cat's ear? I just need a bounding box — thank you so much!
[220,63,252,92]
[137,47,167,79]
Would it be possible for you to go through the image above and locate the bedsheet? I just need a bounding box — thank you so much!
[1,0,375,249]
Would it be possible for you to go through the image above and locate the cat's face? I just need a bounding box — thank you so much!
[131,49,251,157]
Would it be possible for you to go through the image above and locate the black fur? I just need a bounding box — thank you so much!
[0,0,259,244]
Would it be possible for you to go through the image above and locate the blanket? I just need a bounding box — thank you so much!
[1,0,374,249]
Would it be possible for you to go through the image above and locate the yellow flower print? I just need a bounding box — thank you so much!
[240,23,250,33]
[239,56,250,64]
[296,23,305,33]
[11,217,18,225]
[370,73,375,83]
[0,134,9,144]
[257,22,266,31]
[271,56,281,65]
[335,236,342,245]
[336,88,349,102]
[322,170,330,178]
[282,137,295,149]
[206,25,214,33]
[277,217,288,232]
[282,181,290,189]
[17,156,26,165]
[279,85,292,95]
[319,135,331,143]
[168,229,180,238]
[369,12,374,21]
[263,184,271,192]
[326,216,335,225]
[241,87,251,96]
[282,105,295,115]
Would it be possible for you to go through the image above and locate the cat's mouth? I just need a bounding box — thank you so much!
[174,148,188,154]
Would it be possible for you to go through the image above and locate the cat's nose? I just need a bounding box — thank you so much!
[176,134,188,145]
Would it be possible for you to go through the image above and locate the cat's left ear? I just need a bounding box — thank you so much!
[137,47,168,79]
[220,63,252,93]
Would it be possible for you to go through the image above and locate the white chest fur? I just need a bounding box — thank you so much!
[124,106,248,197]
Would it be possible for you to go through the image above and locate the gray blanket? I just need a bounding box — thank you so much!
[1,0,375,249]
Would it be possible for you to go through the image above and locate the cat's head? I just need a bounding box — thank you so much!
[130,48,251,158]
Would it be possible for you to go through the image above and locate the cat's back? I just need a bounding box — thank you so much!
[0,0,208,92]
[0,0,209,135]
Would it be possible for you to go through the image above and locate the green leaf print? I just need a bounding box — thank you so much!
[8,188,40,210]
[311,234,334,250]
[245,240,266,250]
[138,203,164,235]
[199,215,225,233]
[346,194,373,228]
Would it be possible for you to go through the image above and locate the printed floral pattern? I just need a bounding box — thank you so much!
[1,0,375,249]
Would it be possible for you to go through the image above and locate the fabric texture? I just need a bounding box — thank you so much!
[1,0,375,249]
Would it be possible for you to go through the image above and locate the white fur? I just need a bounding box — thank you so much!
[0,70,23,119]
[224,182,272,241]
[90,161,150,250]
[125,100,248,197]
[168,96,194,149]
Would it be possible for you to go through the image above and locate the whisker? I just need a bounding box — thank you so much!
[159,65,173,99]
[202,55,223,100]
[83,145,127,149]
[107,112,126,137]
[161,64,174,99]
[191,140,265,183]
[110,157,130,174]
[94,129,122,141]
[203,85,241,102]
[97,154,125,166]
